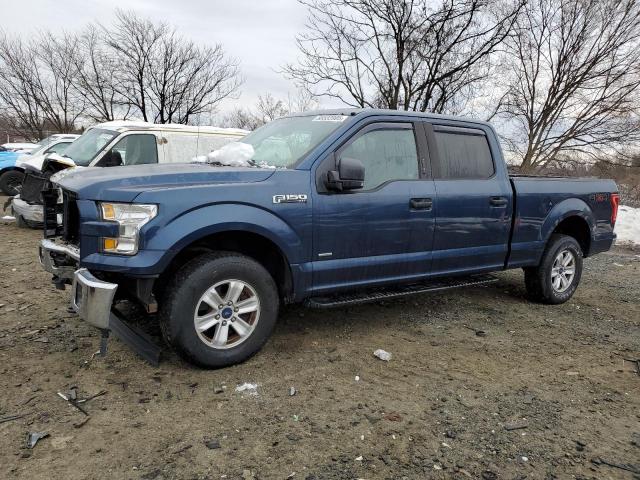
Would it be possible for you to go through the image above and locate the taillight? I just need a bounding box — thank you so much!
[610,193,620,226]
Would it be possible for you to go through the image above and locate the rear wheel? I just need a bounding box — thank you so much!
[159,252,279,368]
[0,170,23,196]
[524,234,583,304]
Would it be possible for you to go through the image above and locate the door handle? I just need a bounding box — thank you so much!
[490,196,508,207]
[410,198,433,210]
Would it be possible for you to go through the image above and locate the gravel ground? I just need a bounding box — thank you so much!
[0,205,639,480]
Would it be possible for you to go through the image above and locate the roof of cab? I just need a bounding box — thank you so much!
[287,108,493,128]
[89,120,249,136]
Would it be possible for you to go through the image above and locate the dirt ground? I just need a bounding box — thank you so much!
[0,200,639,480]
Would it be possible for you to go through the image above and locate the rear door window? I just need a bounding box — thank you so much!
[433,130,494,179]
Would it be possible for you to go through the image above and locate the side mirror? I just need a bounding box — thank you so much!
[326,155,365,191]
[101,150,123,167]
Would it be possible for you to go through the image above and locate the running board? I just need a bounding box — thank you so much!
[305,274,498,309]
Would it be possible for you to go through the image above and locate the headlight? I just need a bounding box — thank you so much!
[99,202,157,255]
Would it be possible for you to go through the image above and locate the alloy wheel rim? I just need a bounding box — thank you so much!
[193,279,260,349]
[551,249,576,293]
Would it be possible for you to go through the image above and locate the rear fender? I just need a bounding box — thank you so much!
[540,198,594,245]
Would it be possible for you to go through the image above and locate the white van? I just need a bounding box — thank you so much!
[44,121,247,168]
[12,121,248,226]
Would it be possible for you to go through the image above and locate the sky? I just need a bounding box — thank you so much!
[1,0,318,116]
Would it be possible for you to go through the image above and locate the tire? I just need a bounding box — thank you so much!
[0,170,24,196]
[524,234,583,304]
[159,252,280,368]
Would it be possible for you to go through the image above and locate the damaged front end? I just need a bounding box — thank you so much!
[13,156,77,226]
[38,187,161,365]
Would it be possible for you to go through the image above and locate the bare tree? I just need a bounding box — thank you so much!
[0,31,83,138]
[284,0,523,114]
[495,0,640,172]
[0,33,47,139]
[222,89,317,130]
[103,10,241,124]
[73,25,130,122]
[36,32,85,132]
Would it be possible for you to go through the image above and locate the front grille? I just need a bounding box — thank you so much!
[21,171,47,204]
[62,191,80,244]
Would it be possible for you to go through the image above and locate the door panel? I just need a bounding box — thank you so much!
[311,122,435,294]
[427,124,512,276]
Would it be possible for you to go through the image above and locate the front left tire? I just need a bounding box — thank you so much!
[158,252,280,368]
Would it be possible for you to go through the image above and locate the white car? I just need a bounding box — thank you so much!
[12,121,248,227]
[0,136,80,196]
[0,142,40,153]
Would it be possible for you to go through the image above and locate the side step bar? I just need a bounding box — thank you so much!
[305,274,498,309]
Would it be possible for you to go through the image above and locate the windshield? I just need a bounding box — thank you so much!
[62,128,119,166]
[238,114,348,168]
[36,135,57,148]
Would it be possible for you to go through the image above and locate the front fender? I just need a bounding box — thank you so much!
[540,198,595,243]
[149,203,303,263]
[123,202,307,276]
[0,166,22,175]
[80,203,306,276]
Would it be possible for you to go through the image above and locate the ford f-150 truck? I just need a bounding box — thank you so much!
[38,109,619,368]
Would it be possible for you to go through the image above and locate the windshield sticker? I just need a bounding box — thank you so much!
[312,115,348,122]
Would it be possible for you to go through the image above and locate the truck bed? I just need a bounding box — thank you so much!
[508,176,618,267]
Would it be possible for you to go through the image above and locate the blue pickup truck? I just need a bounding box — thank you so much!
[38,109,619,367]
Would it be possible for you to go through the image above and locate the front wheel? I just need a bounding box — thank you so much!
[524,234,583,304]
[159,252,279,368]
[0,170,23,196]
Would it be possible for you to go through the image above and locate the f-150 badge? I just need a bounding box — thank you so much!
[273,194,308,204]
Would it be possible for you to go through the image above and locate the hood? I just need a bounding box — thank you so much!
[56,163,277,202]
[16,153,48,171]
[0,152,19,167]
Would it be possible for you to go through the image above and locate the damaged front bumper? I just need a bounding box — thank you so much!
[39,239,160,364]
[12,196,44,224]
[39,239,117,329]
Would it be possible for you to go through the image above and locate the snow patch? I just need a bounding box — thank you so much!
[204,142,255,167]
[2,215,15,221]
[615,205,640,246]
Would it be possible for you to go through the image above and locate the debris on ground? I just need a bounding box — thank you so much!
[591,457,640,475]
[25,432,49,449]
[504,420,529,431]
[289,386,296,396]
[383,412,402,422]
[373,349,392,361]
[463,325,487,337]
[73,417,90,429]
[235,383,258,395]
[0,412,31,424]
[204,438,221,449]
[57,390,88,416]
